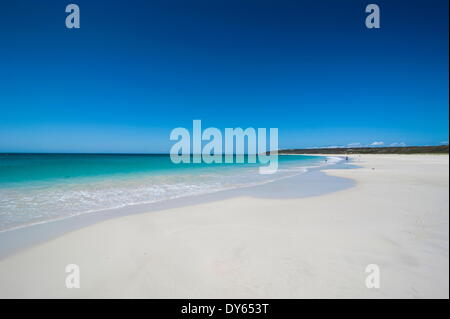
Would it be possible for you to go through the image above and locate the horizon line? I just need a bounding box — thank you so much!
[0,145,448,155]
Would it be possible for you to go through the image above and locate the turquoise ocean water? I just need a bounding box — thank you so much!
[0,154,331,231]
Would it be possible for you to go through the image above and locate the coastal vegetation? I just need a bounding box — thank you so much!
[277,145,449,155]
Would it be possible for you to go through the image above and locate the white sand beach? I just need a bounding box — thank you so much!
[0,154,448,298]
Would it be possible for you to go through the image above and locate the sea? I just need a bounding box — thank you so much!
[0,153,335,232]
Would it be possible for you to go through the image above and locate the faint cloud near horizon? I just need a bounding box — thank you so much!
[370,141,384,146]
[390,142,407,147]
[347,142,361,147]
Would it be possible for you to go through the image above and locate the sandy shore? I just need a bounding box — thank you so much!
[0,154,448,298]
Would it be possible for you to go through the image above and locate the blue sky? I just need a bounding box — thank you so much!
[0,0,448,153]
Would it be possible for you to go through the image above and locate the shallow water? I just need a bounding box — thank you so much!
[0,154,331,231]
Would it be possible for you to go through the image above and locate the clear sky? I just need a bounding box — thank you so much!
[0,0,448,153]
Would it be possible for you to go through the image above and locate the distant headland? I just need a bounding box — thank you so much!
[277,145,449,155]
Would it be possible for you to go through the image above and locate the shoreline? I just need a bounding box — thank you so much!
[0,156,352,259]
[0,154,448,298]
